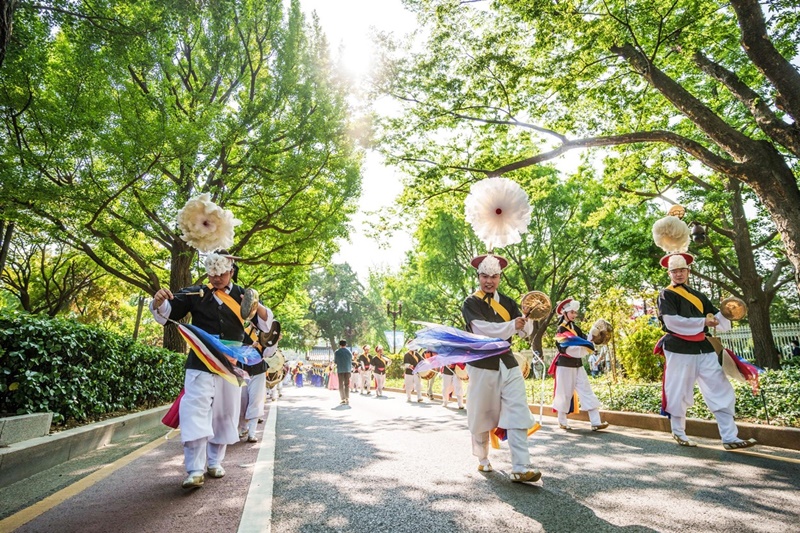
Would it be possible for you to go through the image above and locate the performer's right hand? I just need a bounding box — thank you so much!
[152,289,174,308]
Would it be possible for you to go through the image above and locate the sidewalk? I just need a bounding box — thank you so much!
[0,403,277,532]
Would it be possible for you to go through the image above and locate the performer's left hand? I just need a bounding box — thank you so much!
[514,316,527,330]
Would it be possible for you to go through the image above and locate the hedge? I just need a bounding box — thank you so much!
[0,312,184,425]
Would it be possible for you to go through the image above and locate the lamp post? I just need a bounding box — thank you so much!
[387,301,402,353]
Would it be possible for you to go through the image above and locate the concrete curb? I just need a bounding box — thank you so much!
[384,386,800,450]
[0,405,169,489]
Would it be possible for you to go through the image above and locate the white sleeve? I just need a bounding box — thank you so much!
[662,314,706,335]
[256,305,275,332]
[470,319,517,339]
[714,312,732,333]
[149,300,172,326]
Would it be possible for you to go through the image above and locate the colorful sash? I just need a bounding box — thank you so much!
[474,291,511,322]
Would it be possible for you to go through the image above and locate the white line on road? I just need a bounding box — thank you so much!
[237,401,278,533]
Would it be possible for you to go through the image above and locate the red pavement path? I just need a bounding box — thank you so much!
[3,403,276,533]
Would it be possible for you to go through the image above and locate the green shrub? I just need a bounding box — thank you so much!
[0,311,184,425]
[615,317,664,381]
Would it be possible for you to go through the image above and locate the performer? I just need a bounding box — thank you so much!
[403,349,424,402]
[333,340,353,405]
[549,298,609,431]
[462,253,541,483]
[239,320,280,443]
[370,345,390,397]
[327,361,339,391]
[358,346,372,395]
[426,368,437,400]
[151,251,274,489]
[351,350,362,393]
[441,364,465,409]
[653,213,757,450]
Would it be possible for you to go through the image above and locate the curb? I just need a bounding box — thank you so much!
[384,386,800,450]
[0,405,169,489]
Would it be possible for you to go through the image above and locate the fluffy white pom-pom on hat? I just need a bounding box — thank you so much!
[176,193,241,252]
[652,215,690,254]
[465,177,531,250]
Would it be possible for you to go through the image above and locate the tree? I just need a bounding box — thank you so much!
[306,263,375,351]
[376,0,800,298]
[0,230,104,316]
[0,0,361,351]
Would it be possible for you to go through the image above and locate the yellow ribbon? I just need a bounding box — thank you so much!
[666,285,704,314]
[209,284,259,343]
[474,291,511,322]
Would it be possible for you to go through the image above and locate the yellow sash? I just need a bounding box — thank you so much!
[666,285,704,314]
[209,284,258,343]
[474,291,511,322]
[562,324,578,336]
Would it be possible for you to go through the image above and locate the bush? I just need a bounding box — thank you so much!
[615,316,664,381]
[0,311,184,425]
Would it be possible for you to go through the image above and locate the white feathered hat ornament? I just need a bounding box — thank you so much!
[464,177,531,250]
[176,193,241,252]
[652,206,694,270]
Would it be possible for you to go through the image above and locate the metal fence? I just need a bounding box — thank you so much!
[717,322,800,361]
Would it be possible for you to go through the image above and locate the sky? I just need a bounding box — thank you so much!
[299,0,418,281]
[298,1,583,282]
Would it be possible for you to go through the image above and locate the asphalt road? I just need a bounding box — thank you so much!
[2,384,799,532]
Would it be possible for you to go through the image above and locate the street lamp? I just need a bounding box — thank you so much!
[387,301,402,353]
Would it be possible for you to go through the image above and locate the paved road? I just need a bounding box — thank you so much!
[2,385,799,532]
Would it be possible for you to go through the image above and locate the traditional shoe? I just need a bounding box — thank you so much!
[239,428,248,438]
[558,424,573,430]
[207,465,226,478]
[477,463,493,472]
[417,398,424,403]
[458,406,465,410]
[247,435,258,443]
[672,434,697,447]
[182,474,204,489]
[723,438,757,451]
[510,469,542,483]
[591,422,610,431]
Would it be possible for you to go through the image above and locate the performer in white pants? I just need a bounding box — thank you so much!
[371,345,390,397]
[351,354,362,393]
[403,349,423,402]
[358,346,373,395]
[151,251,273,489]
[462,254,541,483]
[656,250,757,450]
[441,365,464,409]
[550,298,608,431]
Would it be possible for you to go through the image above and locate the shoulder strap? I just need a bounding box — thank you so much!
[665,285,704,314]
[474,291,512,322]
[211,284,258,343]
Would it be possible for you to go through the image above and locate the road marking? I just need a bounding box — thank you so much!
[237,401,278,533]
[0,429,175,532]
